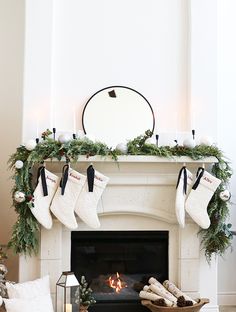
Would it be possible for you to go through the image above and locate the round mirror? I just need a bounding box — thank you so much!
[82,86,155,147]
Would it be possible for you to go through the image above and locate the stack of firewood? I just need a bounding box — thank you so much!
[139,278,197,307]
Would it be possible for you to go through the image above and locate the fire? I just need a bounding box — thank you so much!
[108,272,127,293]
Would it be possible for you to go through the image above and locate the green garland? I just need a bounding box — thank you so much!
[8,130,233,261]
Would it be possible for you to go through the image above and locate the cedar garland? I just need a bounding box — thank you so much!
[8,130,233,261]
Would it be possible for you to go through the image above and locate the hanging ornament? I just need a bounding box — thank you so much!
[219,162,227,170]
[183,138,196,148]
[15,160,24,169]
[116,142,128,154]
[58,133,72,143]
[14,191,26,203]
[199,136,213,146]
[25,139,37,151]
[145,137,156,145]
[219,190,231,202]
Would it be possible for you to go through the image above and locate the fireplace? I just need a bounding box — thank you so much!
[19,157,219,312]
[71,231,168,312]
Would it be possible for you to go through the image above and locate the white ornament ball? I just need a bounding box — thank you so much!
[14,191,26,203]
[145,137,156,145]
[116,142,128,154]
[25,139,37,151]
[199,135,214,146]
[15,160,24,169]
[219,190,231,202]
[168,140,178,148]
[85,134,96,142]
[58,133,72,143]
[77,130,85,139]
[219,162,227,170]
[0,296,3,306]
[183,138,196,148]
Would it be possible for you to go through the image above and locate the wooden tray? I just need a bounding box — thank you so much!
[141,299,209,312]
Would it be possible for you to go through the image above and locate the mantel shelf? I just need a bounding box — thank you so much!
[45,155,218,164]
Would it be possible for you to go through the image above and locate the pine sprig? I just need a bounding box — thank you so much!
[7,130,233,261]
[75,276,96,307]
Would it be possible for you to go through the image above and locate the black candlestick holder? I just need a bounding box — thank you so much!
[155,134,159,147]
[53,128,56,140]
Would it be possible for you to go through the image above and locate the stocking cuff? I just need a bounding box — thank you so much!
[44,169,59,188]
[186,169,193,185]
[68,169,86,186]
[94,170,110,189]
[200,171,221,191]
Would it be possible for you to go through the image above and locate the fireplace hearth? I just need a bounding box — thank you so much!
[71,231,168,312]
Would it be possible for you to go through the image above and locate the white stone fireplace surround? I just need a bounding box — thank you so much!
[19,156,219,311]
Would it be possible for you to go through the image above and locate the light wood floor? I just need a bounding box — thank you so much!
[220,306,236,312]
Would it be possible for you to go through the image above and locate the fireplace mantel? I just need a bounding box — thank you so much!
[46,155,218,164]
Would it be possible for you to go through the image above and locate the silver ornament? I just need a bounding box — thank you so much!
[219,162,227,170]
[145,137,156,145]
[58,133,72,143]
[219,190,231,202]
[199,136,214,146]
[183,138,196,148]
[116,142,128,154]
[14,191,26,203]
[0,264,8,276]
[15,160,24,169]
[25,139,37,151]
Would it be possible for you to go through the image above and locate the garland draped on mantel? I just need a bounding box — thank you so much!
[8,130,233,261]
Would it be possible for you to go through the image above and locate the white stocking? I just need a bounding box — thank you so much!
[175,166,193,228]
[50,165,86,230]
[75,166,109,228]
[32,167,59,229]
[185,168,221,229]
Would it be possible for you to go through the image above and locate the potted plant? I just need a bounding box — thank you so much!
[75,276,96,312]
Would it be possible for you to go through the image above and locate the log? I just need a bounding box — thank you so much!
[139,291,174,307]
[163,280,197,304]
[148,281,177,304]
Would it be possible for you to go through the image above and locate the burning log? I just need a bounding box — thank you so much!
[108,272,127,293]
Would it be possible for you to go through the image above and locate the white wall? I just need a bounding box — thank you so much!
[20,0,236,304]
[23,0,189,140]
[0,0,25,281]
[217,0,236,305]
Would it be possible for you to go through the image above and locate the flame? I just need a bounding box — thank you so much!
[108,272,127,293]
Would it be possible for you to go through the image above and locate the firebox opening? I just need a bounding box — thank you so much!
[71,231,168,311]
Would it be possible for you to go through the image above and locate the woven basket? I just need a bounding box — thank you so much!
[141,299,209,312]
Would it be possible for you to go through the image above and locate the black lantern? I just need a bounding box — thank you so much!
[56,271,79,312]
